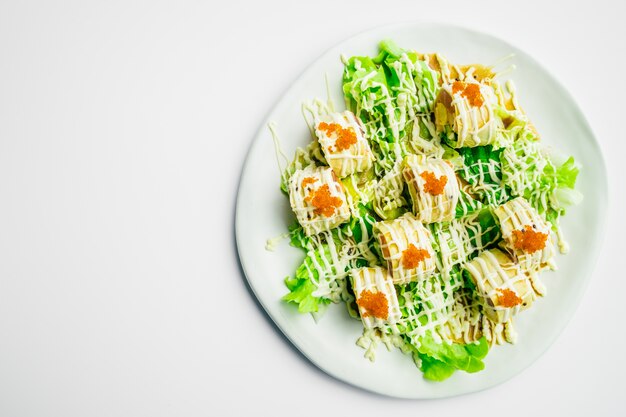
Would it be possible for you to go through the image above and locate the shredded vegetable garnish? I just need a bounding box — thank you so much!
[272,39,581,382]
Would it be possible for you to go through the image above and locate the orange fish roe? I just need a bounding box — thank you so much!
[305,184,343,217]
[401,244,431,269]
[452,81,465,94]
[451,81,484,107]
[356,290,389,319]
[419,171,448,196]
[318,122,357,151]
[512,225,548,253]
[496,288,523,308]
[301,177,317,188]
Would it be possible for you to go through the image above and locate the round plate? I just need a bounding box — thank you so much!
[235,22,607,399]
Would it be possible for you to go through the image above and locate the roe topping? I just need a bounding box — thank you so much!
[420,171,448,196]
[356,289,389,319]
[402,244,431,269]
[318,122,357,151]
[496,288,523,308]
[305,184,343,217]
[301,177,318,188]
[512,225,548,253]
[452,81,484,107]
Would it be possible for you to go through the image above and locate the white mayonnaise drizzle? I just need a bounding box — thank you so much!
[268,122,290,186]
[265,232,289,252]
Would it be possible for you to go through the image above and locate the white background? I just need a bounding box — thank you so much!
[0,0,624,416]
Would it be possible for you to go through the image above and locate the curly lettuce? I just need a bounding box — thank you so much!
[416,334,489,381]
[343,40,439,174]
[501,136,581,228]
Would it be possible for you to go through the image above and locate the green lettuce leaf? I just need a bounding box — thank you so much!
[279,142,324,194]
[378,38,405,59]
[283,244,339,313]
[556,156,580,189]
[456,187,483,218]
[418,354,456,381]
[288,224,311,251]
[347,203,377,243]
[283,276,327,314]
[464,207,501,250]
[417,333,489,380]
[501,136,581,228]
[372,164,409,219]
[457,145,509,205]
[342,40,439,174]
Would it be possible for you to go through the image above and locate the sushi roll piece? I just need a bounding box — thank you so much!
[434,80,501,148]
[493,197,556,272]
[350,267,402,329]
[288,166,351,236]
[403,155,460,223]
[373,213,437,284]
[463,248,538,323]
[314,111,374,178]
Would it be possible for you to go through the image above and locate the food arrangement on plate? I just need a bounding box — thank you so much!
[271,40,581,381]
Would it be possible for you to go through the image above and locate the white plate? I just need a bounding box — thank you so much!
[235,22,607,399]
